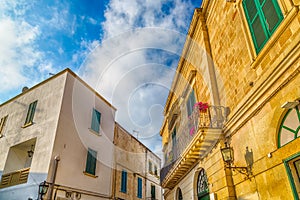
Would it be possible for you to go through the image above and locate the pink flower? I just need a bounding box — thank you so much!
[189,127,195,135]
[194,102,209,111]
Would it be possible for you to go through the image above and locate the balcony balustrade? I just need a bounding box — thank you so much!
[161,105,228,187]
[0,167,30,188]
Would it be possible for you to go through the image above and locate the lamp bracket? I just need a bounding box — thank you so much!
[230,166,252,179]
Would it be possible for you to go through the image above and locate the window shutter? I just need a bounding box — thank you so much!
[25,101,38,125]
[86,148,97,175]
[0,115,8,136]
[137,177,142,198]
[91,109,101,133]
[121,170,127,192]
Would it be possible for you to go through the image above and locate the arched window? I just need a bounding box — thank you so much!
[176,188,183,200]
[278,105,300,147]
[197,169,210,200]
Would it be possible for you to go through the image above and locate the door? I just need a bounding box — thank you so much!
[197,169,210,200]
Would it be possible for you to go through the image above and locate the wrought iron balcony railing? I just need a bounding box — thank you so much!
[0,167,30,188]
[161,105,228,183]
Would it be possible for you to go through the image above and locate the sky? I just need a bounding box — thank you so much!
[0,0,202,157]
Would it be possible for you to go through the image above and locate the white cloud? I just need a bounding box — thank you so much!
[0,16,40,92]
[80,0,197,154]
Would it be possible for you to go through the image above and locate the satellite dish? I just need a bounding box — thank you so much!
[22,86,29,93]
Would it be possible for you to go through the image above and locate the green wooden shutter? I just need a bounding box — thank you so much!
[137,177,142,198]
[121,170,127,193]
[243,0,283,53]
[85,148,97,175]
[91,108,101,133]
[151,185,156,199]
[25,101,38,125]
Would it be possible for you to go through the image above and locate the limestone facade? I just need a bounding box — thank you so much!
[113,123,162,200]
[160,0,300,199]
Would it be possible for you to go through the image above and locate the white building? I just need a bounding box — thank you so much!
[0,69,116,200]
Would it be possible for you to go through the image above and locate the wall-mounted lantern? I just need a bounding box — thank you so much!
[220,144,253,178]
[38,181,49,200]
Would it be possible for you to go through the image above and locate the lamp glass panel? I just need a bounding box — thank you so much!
[222,148,233,162]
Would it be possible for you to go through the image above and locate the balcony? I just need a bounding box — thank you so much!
[161,105,228,188]
[0,167,30,188]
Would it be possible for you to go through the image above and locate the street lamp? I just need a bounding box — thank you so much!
[220,144,252,178]
[38,181,49,200]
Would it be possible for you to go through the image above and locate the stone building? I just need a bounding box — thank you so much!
[0,69,117,199]
[113,123,162,200]
[160,0,299,200]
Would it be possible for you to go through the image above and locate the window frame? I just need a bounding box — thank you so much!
[284,152,300,200]
[90,108,101,134]
[84,148,97,176]
[0,115,8,137]
[151,184,156,199]
[149,161,152,174]
[186,89,196,117]
[277,105,300,148]
[242,0,283,53]
[121,170,127,193]
[137,177,142,198]
[23,100,38,127]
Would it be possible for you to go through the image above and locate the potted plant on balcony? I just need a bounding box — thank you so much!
[194,102,209,112]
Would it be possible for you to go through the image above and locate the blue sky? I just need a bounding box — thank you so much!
[0,0,202,156]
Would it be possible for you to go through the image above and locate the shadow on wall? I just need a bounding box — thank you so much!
[0,171,47,200]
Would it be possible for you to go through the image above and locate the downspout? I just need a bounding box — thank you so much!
[199,6,236,200]
[47,155,60,200]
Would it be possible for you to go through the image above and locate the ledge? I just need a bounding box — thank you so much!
[83,171,98,178]
[88,128,101,136]
[21,122,34,128]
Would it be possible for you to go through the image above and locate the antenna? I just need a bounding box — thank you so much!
[133,130,139,140]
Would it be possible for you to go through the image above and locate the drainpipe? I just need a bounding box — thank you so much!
[47,155,60,200]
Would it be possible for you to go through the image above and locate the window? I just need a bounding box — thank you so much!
[121,170,127,193]
[137,177,142,198]
[149,161,152,173]
[24,101,38,126]
[91,108,101,133]
[197,169,209,199]
[172,128,177,159]
[278,105,300,147]
[186,90,196,117]
[151,185,156,200]
[243,0,283,53]
[0,115,8,137]
[284,153,300,199]
[85,148,97,175]
[177,188,183,200]
[154,165,158,176]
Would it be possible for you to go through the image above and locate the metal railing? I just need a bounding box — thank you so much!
[161,105,228,183]
[0,167,30,188]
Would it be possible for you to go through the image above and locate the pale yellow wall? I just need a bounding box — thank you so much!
[0,72,66,174]
[51,72,116,198]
